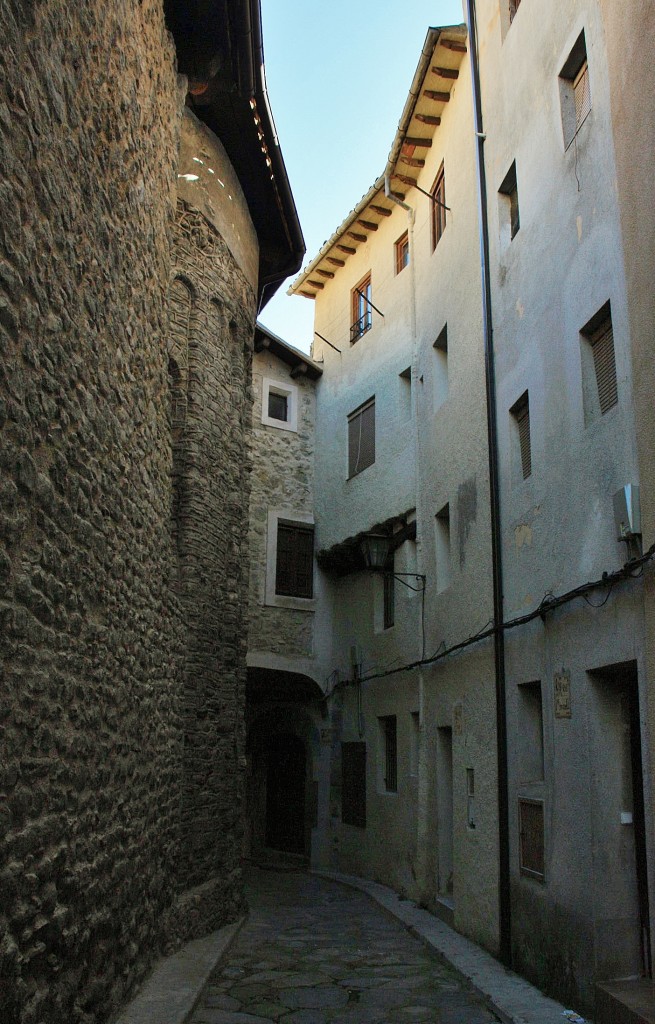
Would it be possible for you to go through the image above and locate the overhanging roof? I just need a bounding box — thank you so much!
[254,323,323,380]
[288,24,467,299]
[164,0,305,308]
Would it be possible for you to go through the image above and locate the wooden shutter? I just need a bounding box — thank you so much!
[275,523,314,598]
[592,324,618,414]
[342,742,366,827]
[519,799,545,879]
[348,399,375,477]
[383,716,397,792]
[574,61,591,130]
[515,396,532,479]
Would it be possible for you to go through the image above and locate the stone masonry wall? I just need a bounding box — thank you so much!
[248,352,317,659]
[168,198,255,934]
[0,2,256,1022]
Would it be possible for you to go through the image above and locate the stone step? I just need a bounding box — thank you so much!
[596,979,655,1024]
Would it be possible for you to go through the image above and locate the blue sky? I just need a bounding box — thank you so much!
[259,0,465,353]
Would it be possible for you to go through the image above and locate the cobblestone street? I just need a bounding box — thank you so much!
[188,871,500,1024]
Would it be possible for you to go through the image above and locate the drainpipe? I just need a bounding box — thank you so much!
[464,0,512,965]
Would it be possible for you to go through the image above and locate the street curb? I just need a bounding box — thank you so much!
[313,869,581,1024]
[114,916,247,1024]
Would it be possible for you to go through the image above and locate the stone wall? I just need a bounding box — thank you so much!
[0,4,257,1023]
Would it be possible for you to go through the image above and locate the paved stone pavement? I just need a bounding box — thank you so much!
[188,869,501,1024]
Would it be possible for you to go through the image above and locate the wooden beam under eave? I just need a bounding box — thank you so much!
[336,245,355,256]
[316,268,335,279]
[440,38,467,53]
[424,89,451,102]
[394,173,418,188]
[415,113,441,126]
[299,290,316,299]
[403,136,433,148]
[327,256,346,266]
[348,231,367,243]
[400,155,426,168]
[391,189,406,201]
[432,66,459,80]
[357,219,378,231]
[308,279,324,289]
[370,204,392,217]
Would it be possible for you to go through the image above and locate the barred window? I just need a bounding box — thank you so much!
[342,742,366,828]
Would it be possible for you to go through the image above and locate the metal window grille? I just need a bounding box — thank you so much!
[395,232,409,274]
[592,322,618,414]
[348,398,375,478]
[341,742,366,827]
[431,166,446,249]
[275,522,314,598]
[519,798,545,879]
[574,60,591,130]
[381,716,397,792]
[513,394,532,479]
[268,390,288,422]
[351,275,372,342]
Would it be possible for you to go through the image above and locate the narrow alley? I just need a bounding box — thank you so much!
[188,871,499,1024]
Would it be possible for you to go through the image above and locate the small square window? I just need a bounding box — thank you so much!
[431,164,446,251]
[351,273,372,343]
[395,231,409,274]
[559,31,591,149]
[348,397,375,478]
[268,390,288,422]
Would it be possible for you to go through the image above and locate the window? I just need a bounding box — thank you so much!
[559,32,590,149]
[348,397,375,478]
[466,768,476,829]
[433,325,448,411]
[518,681,544,783]
[435,503,451,593]
[410,712,420,776]
[431,163,446,250]
[383,554,395,630]
[519,798,545,880]
[275,521,314,598]
[580,302,617,425]
[395,231,409,274]
[399,366,412,422]
[351,273,372,342]
[510,391,531,480]
[498,161,520,242]
[261,378,298,432]
[379,716,397,793]
[509,0,521,22]
[265,510,316,609]
[341,742,366,828]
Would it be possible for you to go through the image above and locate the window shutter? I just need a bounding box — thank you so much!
[348,399,375,477]
[341,742,366,827]
[275,523,314,598]
[516,399,532,479]
[519,799,545,879]
[574,61,591,130]
[592,324,618,414]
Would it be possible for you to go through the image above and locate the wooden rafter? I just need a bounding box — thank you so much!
[432,66,459,80]
[415,113,441,126]
[327,256,346,266]
[440,38,467,53]
[316,268,335,279]
[370,204,392,217]
[403,137,432,148]
[348,231,367,243]
[424,89,451,102]
[336,244,356,254]
[400,155,425,168]
[308,279,324,289]
[357,219,378,231]
[394,173,418,188]
[300,290,316,299]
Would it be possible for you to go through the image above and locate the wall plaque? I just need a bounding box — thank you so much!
[554,670,572,718]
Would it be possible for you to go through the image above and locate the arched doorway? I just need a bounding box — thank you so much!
[265,733,306,854]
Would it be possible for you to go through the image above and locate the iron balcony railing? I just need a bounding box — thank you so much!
[350,313,372,343]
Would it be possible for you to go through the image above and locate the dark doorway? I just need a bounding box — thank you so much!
[265,733,306,854]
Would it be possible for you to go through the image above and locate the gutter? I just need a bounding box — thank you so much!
[464,0,511,966]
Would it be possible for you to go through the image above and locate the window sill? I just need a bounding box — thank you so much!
[265,594,317,613]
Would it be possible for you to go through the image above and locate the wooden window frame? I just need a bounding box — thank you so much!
[351,272,372,343]
[431,163,446,251]
[348,397,375,479]
[395,231,409,275]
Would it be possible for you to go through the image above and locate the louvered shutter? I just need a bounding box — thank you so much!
[574,62,591,130]
[516,398,532,479]
[348,399,375,477]
[592,324,618,414]
[275,523,314,598]
[341,742,366,827]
